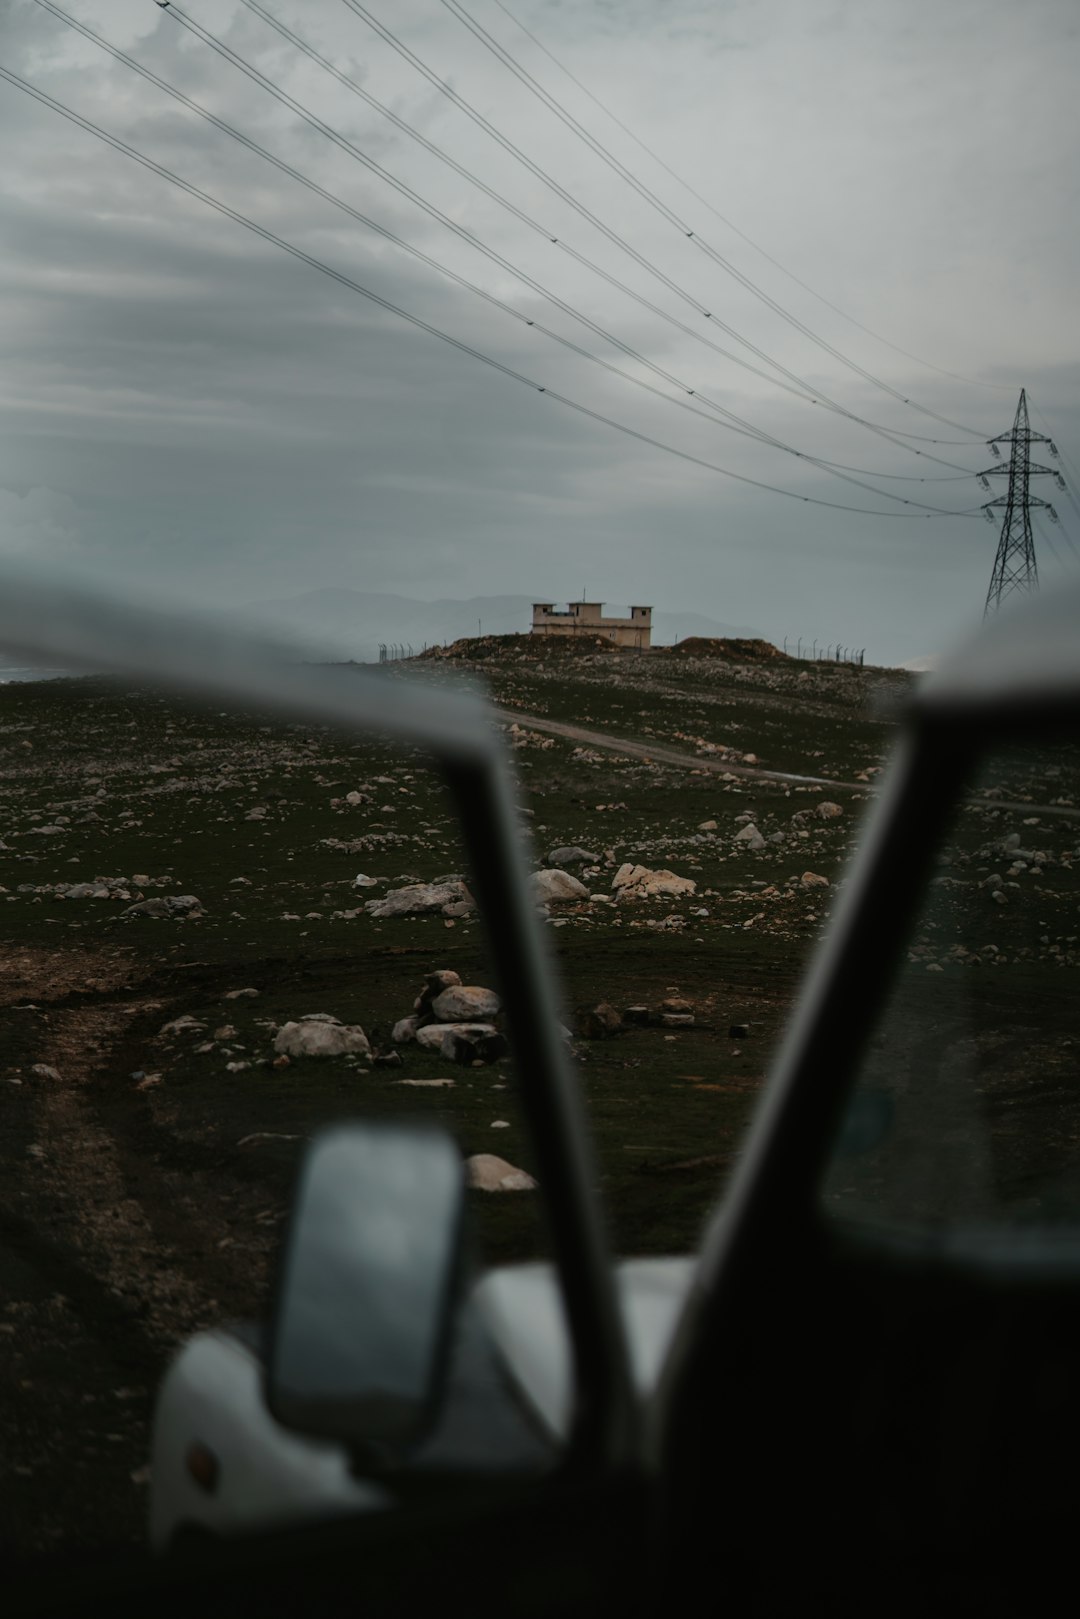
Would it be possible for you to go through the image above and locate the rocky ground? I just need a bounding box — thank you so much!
[2,639,1075,1564]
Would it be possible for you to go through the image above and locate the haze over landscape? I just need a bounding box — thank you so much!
[2,1,1078,663]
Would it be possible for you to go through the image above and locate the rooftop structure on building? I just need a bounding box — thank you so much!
[531,602,652,651]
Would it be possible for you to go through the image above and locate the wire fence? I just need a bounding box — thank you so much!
[783,639,865,666]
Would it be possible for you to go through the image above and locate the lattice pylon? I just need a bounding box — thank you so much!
[979,388,1060,615]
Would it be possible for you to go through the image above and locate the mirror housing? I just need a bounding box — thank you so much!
[266,1122,466,1461]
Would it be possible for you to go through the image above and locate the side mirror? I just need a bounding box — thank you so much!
[267,1123,466,1461]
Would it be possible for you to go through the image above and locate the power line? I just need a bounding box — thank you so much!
[1027,396,1080,555]
[438,0,989,436]
[1033,513,1067,571]
[489,0,1014,394]
[32,0,973,506]
[157,1,979,479]
[0,64,982,523]
[331,0,983,452]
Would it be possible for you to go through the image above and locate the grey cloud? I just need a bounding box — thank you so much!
[0,0,1077,665]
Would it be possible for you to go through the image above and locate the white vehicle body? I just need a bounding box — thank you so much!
[150,1256,695,1548]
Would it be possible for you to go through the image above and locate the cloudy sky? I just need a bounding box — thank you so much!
[2,0,1078,664]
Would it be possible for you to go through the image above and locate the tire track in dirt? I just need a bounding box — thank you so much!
[0,948,278,1557]
[493,708,873,793]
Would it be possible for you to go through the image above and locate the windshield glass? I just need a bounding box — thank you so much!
[822,732,1080,1230]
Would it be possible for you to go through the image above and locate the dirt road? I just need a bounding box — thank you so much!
[0,946,278,1561]
[494,708,872,793]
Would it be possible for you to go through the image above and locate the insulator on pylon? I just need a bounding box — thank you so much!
[1055,473,1066,491]
[977,475,990,491]
[1049,441,1059,457]
[982,506,996,523]
[989,443,1002,458]
[1048,506,1060,525]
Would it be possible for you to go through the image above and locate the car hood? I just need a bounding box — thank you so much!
[474,1256,696,1440]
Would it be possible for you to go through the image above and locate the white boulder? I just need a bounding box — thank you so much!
[415,1021,497,1052]
[611,863,696,899]
[465,1154,537,1192]
[365,881,474,919]
[430,984,501,1021]
[532,869,589,903]
[273,1019,370,1059]
[800,871,830,890]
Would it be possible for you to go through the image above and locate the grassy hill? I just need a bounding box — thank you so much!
[0,642,906,1552]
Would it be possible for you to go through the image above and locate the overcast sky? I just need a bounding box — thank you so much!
[2,0,1078,664]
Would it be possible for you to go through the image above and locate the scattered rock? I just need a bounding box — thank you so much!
[415,1021,498,1053]
[392,1016,422,1044]
[122,894,204,919]
[611,864,696,899]
[365,881,474,919]
[29,1063,63,1082]
[413,970,462,1020]
[224,987,260,1000]
[545,846,600,868]
[577,1002,623,1039]
[159,1015,205,1038]
[533,868,589,903]
[430,984,501,1021]
[697,820,718,832]
[799,872,830,890]
[733,824,766,850]
[273,1019,370,1060]
[441,900,475,919]
[465,1154,537,1192]
[440,1027,508,1065]
[815,802,843,820]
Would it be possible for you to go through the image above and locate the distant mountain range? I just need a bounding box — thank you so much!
[232,590,760,663]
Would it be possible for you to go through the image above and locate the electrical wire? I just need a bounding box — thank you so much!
[157,1,981,478]
[0,64,983,522]
[1028,397,1080,552]
[489,0,1015,393]
[332,0,986,450]
[1033,513,1067,571]
[438,0,989,436]
[30,0,975,507]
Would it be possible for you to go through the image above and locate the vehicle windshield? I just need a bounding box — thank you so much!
[823,731,1080,1230]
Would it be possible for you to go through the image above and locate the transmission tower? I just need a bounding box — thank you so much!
[978,387,1064,615]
